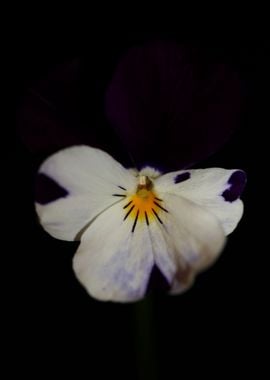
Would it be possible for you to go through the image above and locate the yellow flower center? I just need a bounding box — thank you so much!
[123,175,168,231]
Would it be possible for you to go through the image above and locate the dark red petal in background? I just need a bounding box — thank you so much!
[105,41,243,170]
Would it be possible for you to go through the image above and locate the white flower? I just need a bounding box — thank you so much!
[36,145,246,302]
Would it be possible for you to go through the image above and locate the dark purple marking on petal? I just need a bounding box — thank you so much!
[152,209,163,224]
[124,205,135,220]
[131,210,139,233]
[174,172,190,184]
[153,201,169,213]
[146,265,171,294]
[106,41,242,170]
[222,170,247,202]
[35,173,69,204]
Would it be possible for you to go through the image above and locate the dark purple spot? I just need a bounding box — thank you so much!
[222,170,246,202]
[174,172,190,184]
[35,173,69,204]
[146,265,171,295]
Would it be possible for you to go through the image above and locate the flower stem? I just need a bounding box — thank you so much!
[133,296,158,380]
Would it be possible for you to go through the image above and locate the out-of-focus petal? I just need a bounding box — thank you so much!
[17,59,132,165]
[106,41,242,170]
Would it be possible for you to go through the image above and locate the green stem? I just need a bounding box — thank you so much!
[133,296,158,380]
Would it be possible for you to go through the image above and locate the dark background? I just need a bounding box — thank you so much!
[10,29,267,378]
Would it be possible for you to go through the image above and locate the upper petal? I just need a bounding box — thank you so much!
[155,168,246,235]
[36,145,137,240]
[106,41,242,170]
[73,201,154,302]
[17,59,133,166]
[38,145,136,194]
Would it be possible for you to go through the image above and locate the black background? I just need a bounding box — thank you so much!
[10,27,267,379]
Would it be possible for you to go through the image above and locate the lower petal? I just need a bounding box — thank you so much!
[159,194,226,294]
[147,220,177,285]
[73,202,154,302]
[148,220,195,294]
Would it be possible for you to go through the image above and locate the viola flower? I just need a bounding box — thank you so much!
[35,145,246,302]
[18,40,245,301]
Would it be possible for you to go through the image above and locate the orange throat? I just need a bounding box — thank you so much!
[123,175,168,230]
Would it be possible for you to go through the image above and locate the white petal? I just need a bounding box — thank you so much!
[155,168,245,235]
[155,194,226,294]
[147,220,176,284]
[147,220,194,294]
[38,145,136,195]
[36,194,120,241]
[36,146,137,241]
[73,201,154,302]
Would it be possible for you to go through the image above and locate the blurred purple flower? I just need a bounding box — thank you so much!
[17,41,242,170]
[106,41,242,170]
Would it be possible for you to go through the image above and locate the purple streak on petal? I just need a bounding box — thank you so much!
[35,173,68,204]
[146,265,171,295]
[106,41,242,170]
[174,172,190,184]
[222,170,247,202]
